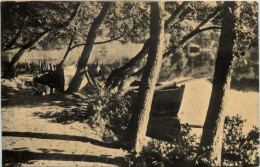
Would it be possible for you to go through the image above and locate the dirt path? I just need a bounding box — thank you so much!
[2,76,129,167]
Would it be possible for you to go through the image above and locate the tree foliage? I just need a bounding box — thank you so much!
[1,2,79,51]
[234,2,258,58]
[127,115,259,167]
[223,115,259,166]
[104,2,150,42]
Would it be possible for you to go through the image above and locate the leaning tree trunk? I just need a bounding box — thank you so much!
[57,31,76,69]
[105,2,188,90]
[120,2,164,154]
[3,48,26,79]
[105,2,222,92]
[196,2,236,166]
[2,29,51,79]
[105,39,151,89]
[66,2,111,93]
[2,3,82,79]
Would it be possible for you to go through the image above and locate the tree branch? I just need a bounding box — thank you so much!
[69,34,125,51]
[16,2,82,51]
[196,6,222,30]
[57,31,77,68]
[131,7,222,75]
[23,29,51,49]
[54,2,82,29]
[7,2,82,70]
[105,39,151,88]
[179,26,221,45]
[132,26,221,78]
[176,5,222,46]
[164,2,189,30]
[95,34,125,44]
[3,16,27,51]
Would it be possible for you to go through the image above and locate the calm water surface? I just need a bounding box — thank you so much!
[170,78,259,135]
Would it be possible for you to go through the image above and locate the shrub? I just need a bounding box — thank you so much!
[86,88,133,142]
[84,87,258,166]
[135,115,259,167]
[222,115,259,166]
[141,125,199,167]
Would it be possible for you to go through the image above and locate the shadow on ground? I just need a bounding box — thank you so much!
[33,108,90,125]
[3,150,128,166]
[2,131,117,148]
[1,84,87,108]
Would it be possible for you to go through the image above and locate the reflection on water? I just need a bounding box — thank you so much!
[177,78,259,135]
[160,49,259,92]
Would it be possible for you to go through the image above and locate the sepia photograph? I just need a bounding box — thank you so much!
[1,1,259,166]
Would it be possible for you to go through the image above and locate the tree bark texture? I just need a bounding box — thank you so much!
[66,2,111,93]
[122,2,164,154]
[196,2,236,166]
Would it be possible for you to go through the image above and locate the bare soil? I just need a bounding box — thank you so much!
[2,75,129,167]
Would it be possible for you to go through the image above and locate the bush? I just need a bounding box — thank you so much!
[86,88,133,142]
[222,115,259,166]
[135,115,259,167]
[84,88,258,166]
[141,125,199,167]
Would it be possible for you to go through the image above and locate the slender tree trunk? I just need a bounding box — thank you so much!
[105,3,221,91]
[105,2,188,90]
[2,3,82,79]
[105,39,151,89]
[196,2,236,166]
[3,49,26,78]
[3,16,27,51]
[57,32,76,68]
[66,2,112,93]
[164,2,188,30]
[121,2,164,154]
[2,29,50,79]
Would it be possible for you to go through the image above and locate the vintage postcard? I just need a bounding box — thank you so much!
[1,1,259,166]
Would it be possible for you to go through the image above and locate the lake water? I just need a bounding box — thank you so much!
[170,78,259,135]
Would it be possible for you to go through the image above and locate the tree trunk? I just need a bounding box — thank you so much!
[3,16,27,51]
[2,3,82,79]
[105,39,151,89]
[57,32,76,68]
[117,67,143,95]
[105,2,188,90]
[106,3,222,92]
[196,2,236,166]
[120,2,164,154]
[3,48,26,78]
[66,2,112,93]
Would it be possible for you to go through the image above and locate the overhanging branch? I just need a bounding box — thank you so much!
[3,16,27,51]
[164,2,189,30]
[179,26,221,45]
[69,34,125,51]
[10,2,82,51]
[196,6,222,30]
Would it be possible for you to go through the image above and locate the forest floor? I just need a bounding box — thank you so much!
[1,74,130,167]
